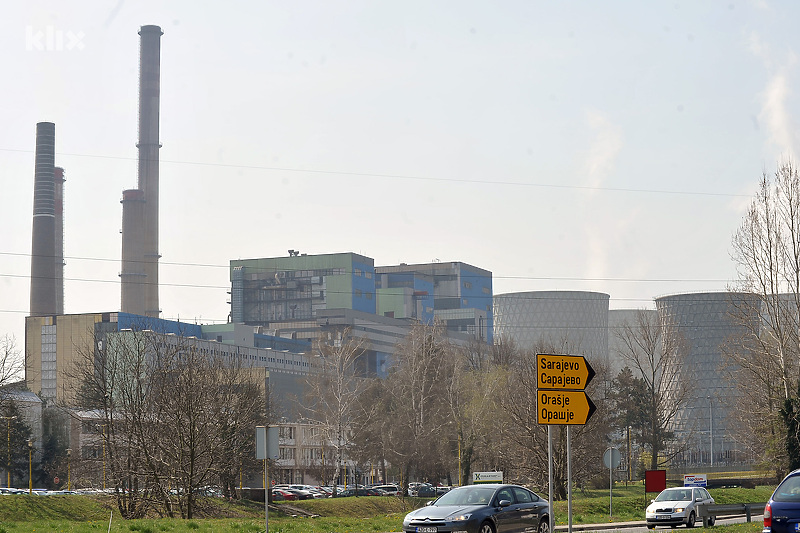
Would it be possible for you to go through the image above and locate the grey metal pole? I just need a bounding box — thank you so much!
[548,426,553,533]
[567,425,572,533]
[609,448,613,518]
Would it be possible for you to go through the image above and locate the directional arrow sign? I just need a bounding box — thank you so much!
[537,390,597,425]
[536,353,595,391]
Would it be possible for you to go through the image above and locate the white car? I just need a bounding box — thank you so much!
[646,486,715,529]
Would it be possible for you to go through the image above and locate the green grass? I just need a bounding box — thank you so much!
[0,486,776,533]
[546,483,774,524]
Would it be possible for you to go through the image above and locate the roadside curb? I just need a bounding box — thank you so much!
[555,521,646,531]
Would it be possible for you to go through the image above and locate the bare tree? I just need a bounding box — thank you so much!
[71,328,267,518]
[303,328,369,493]
[380,322,456,490]
[0,335,24,389]
[729,162,800,470]
[613,309,693,470]
[495,342,610,499]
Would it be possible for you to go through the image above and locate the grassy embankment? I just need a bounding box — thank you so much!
[0,484,774,533]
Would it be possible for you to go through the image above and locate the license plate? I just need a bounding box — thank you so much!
[658,515,671,520]
[416,528,437,533]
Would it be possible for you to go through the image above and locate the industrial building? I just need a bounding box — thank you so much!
[375,261,493,343]
[24,312,311,418]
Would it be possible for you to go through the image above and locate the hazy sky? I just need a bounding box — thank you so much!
[1,1,798,351]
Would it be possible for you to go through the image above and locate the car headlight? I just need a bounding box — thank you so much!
[674,508,684,513]
[448,513,472,522]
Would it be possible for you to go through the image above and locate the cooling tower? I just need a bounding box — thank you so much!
[30,122,59,317]
[121,24,162,317]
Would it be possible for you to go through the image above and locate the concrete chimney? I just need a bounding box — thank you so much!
[121,25,162,317]
[30,122,58,317]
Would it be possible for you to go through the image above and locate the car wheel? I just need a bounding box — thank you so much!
[707,517,715,527]
[686,511,696,528]
[647,525,655,530]
[479,521,496,533]
[537,519,550,533]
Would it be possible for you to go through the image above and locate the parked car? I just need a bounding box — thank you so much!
[403,483,550,533]
[289,484,328,498]
[408,482,427,496]
[270,488,297,501]
[372,484,401,496]
[417,484,437,498]
[764,468,800,533]
[645,486,715,529]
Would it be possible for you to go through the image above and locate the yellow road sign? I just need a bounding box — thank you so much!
[537,390,596,425]
[536,353,595,391]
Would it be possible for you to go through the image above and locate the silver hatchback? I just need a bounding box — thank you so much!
[646,487,715,529]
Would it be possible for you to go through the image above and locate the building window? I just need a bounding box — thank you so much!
[482,286,491,294]
[354,269,362,277]
[464,281,472,289]
[279,447,296,460]
[279,426,295,439]
[355,289,362,297]
[366,292,373,300]
[365,271,372,279]
[463,298,468,306]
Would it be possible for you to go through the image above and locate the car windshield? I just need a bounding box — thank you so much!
[773,475,800,502]
[655,489,692,502]
[433,486,496,506]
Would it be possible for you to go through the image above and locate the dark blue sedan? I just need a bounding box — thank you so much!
[764,469,800,533]
[403,483,550,533]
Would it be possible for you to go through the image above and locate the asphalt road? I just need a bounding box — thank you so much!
[555,514,764,532]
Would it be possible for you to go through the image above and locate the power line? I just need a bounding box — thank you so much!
[0,147,751,198]
[0,251,734,284]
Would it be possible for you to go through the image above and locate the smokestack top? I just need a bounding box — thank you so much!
[139,25,163,36]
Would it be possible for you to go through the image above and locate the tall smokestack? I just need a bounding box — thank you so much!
[30,122,58,317]
[54,166,65,314]
[121,24,162,317]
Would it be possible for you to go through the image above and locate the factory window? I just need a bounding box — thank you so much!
[354,269,362,277]
[355,289,362,297]
[366,292,373,300]
[464,281,472,289]
[365,271,373,279]
[463,299,468,306]
[482,287,491,294]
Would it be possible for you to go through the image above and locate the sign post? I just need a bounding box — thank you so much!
[536,354,596,533]
[256,426,280,533]
[603,447,621,517]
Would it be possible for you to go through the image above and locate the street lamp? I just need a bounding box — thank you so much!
[707,396,714,467]
[66,448,72,491]
[27,439,32,494]
[2,415,16,488]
